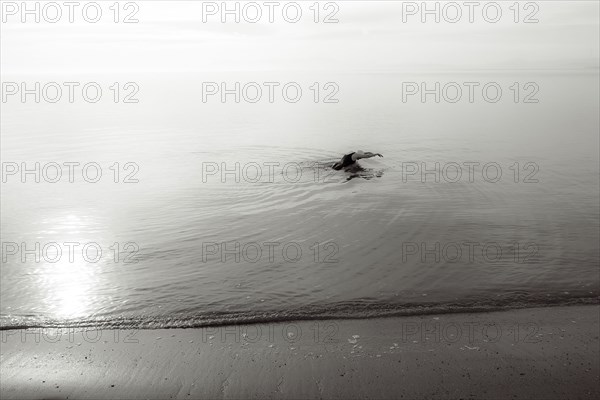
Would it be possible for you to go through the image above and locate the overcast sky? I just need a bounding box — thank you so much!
[1,1,598,73]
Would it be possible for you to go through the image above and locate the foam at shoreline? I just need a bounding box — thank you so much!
[2,295,597,331]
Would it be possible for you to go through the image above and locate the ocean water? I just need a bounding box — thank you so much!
[1,72,599,329]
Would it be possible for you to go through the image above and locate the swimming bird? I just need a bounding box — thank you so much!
[332,150,383,170]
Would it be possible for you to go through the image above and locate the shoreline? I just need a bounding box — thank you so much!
[3,297,598,331]
[1,305,599,399]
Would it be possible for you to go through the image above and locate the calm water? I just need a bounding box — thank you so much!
[1,72,599,329]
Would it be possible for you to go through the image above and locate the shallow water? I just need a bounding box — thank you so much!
[1,72,598,329]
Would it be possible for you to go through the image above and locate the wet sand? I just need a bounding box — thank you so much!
[1,305,598,399]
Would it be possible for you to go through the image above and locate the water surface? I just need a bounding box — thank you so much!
[1,72,598,329]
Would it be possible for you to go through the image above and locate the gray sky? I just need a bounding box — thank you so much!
[1,1,598,73]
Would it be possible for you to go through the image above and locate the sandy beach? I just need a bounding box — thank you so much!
[1,305,598,399]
